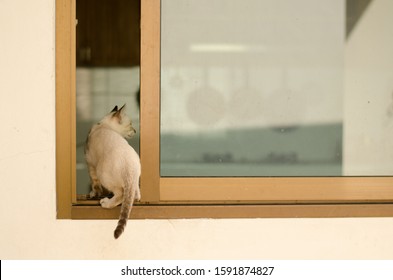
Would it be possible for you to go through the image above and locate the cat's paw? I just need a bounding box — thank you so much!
[100,197,112,208]
[92,183,103,197]
[89,190,97,198]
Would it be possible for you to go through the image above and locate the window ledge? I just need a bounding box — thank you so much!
[68,203,393,219]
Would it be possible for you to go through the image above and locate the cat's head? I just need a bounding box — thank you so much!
[103,104,136,139]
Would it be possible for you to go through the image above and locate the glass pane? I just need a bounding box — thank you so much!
[75,0,140,195]
[76,68,140,195]
[160,0,393,176]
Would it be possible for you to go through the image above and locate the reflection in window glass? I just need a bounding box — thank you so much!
[160,0,393,177]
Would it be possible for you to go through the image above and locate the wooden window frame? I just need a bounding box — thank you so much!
[56,0,393,220]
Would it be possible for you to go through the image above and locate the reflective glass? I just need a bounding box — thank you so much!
[160,0,393,176]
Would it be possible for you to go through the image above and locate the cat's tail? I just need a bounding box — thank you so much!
[114,169,138,239]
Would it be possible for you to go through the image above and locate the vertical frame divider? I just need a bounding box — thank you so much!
[56,0,76,217]
[140,0,161,202]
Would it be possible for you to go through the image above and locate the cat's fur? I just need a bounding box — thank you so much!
[85,104,141,239]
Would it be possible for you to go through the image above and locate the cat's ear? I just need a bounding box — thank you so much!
[112,104,126,121]
[118,104,126,114]
[110,106,118,113]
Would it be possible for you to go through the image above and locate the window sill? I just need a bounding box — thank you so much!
[66,203,393,219]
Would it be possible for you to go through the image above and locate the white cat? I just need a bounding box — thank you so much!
[85,104,141,239]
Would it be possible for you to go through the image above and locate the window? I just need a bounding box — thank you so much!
[57,0,393,219]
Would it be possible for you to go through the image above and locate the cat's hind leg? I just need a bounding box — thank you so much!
[100,189,123,209]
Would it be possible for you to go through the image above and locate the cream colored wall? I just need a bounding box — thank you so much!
[2,0,393,259]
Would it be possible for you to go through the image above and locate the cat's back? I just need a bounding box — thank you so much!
[90,124,126,144]
[86,124,134,159]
